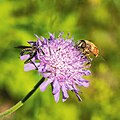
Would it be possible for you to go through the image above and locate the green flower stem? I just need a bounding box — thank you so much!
[0,77,45,118]
[0,101,23,118]
[21,77,45,103]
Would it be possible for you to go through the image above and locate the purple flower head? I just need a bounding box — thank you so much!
[20,33,91,102]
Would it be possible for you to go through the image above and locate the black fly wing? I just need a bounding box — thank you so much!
[15,46,32,56]
[15,46,32,49]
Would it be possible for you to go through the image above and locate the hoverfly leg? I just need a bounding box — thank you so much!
[85,56,92,66]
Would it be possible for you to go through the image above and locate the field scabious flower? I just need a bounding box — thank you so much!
[20,33,91,102]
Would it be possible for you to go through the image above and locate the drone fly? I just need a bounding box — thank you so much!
[76,40,99,57]
[76,40,99,65]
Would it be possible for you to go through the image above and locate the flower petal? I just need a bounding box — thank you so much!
[24,63,36,71]
[84,70,91,75]
[54,91,60,103]
[20,55,30,60]
[34,34,39,39]
[52,80,60,95]
[61,84,69,102]
[36,38,42,46]
[76,79,89,87]
[38,64,46,73]
[81,81,89,87]
[42,72,51,78]
[48,32,55,40]
[40,78,53,92]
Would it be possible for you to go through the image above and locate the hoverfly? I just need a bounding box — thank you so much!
[76,40,99,64]
[76,40,99,57]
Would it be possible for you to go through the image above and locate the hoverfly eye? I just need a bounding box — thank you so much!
[81,42,86,48]
[79,40,86,48]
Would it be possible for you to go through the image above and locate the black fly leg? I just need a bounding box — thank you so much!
[29,60,38,70]
[24,51,38,70]
[24,51,37,63]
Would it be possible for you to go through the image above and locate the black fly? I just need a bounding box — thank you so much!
[15,41,39,69]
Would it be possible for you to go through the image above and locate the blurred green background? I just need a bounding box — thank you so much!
[0,0,120,120]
